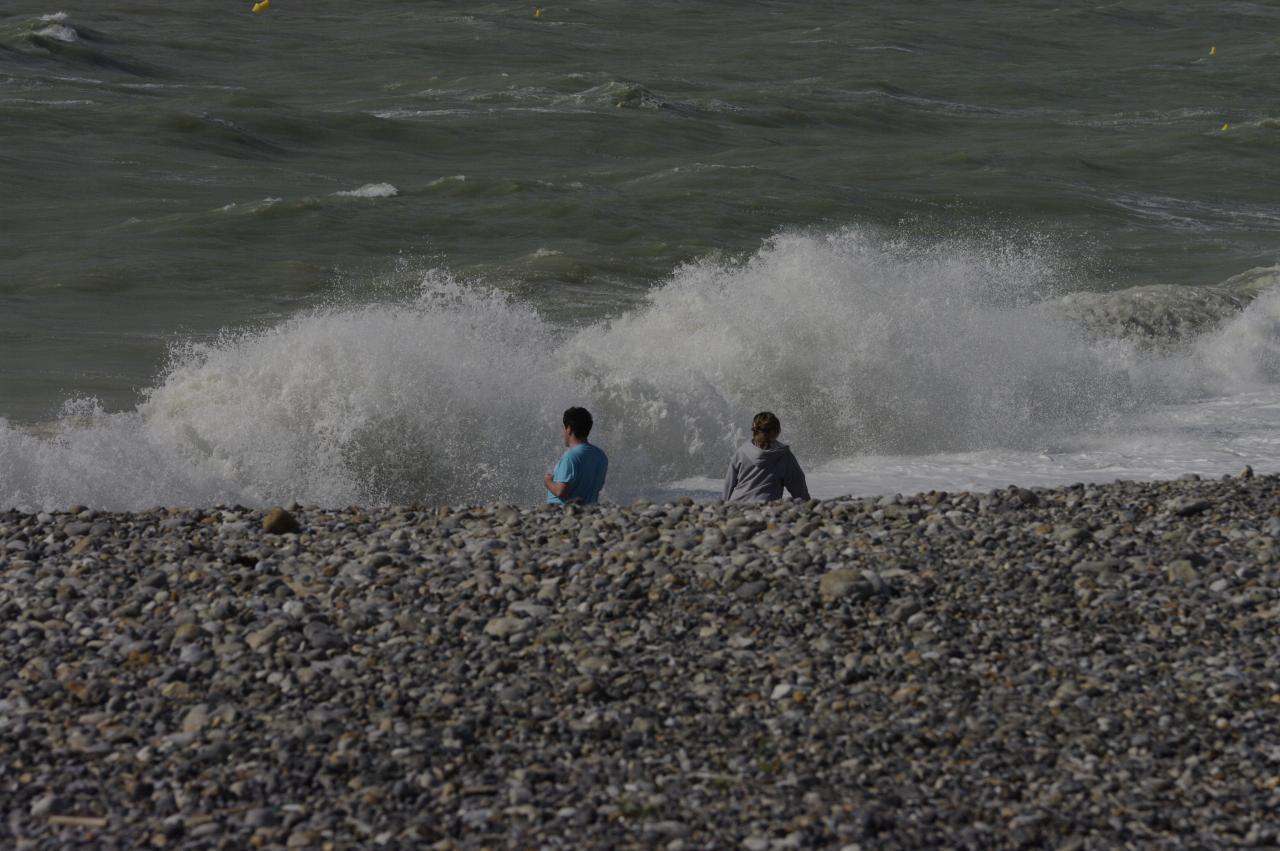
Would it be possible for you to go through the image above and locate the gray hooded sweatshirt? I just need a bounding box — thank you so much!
[723,440,810,502]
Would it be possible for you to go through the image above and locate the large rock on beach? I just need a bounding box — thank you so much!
[261,506,300,534]
[817,567,873,602]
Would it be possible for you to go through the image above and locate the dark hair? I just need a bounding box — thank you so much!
[751,411,781,449]
[563,407,593,439]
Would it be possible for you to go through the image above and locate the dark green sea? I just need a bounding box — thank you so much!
[2,1,1279,508]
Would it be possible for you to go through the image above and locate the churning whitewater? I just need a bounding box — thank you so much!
[2,230,1278,511]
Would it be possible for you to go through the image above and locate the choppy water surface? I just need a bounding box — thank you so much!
[2,2,1279,508]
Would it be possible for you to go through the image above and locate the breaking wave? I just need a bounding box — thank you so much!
[2,228,1278,510]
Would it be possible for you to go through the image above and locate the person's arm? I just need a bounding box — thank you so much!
[546,453,578,500]
[544,472,572,500]
[723,455,738,501]
[784,450,810,499]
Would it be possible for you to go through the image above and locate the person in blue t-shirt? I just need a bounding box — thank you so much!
[545,406,608,505]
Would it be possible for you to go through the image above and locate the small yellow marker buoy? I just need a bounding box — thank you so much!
[252,0,269,12]
[1221,122,1230,131]
[1209,46,1216,56]
[534,7,542,17]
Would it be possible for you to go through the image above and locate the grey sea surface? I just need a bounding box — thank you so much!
[2,1,1279,422]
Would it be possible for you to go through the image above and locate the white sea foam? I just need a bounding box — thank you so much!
[4,98,95,107]
[35,24,77,43]
[1111,194,1280,231]
[217,197,283,213]
[332,182,398,199]
[2,229,1279,510]
[372,108,470,120]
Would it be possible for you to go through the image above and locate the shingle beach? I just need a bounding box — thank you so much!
[3,473,1280,849]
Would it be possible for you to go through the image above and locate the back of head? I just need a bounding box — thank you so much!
[751,411,781,449]
[563,406,593,440]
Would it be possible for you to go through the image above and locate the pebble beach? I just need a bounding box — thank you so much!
[3,473,1280,849]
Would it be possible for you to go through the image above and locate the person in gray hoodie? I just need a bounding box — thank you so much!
[723,411,810,502]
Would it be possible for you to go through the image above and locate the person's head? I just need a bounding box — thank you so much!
[562,406,593,444]
[751,411,781,448]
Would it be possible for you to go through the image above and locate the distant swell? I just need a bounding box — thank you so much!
[2,229,1278,510]
[2,13,162,77]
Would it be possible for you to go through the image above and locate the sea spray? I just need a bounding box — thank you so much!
[143,275,565,507]
[1189,286,1280,391]
[570,228,1134,465]
[2,230,1277,511]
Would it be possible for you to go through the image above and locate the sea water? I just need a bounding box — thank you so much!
[2,2,1279,510]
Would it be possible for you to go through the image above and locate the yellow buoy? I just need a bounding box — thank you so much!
[1221,122,1230,131]
[534,7,543,17]
[252,0,269,12]
[1209,46,1216,56]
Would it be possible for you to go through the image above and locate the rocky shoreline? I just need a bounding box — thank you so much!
[3,473,1280,849]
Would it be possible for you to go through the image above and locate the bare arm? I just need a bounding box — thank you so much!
[544,472,572,500]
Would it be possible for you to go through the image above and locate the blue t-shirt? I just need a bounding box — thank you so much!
[546,442,608,505]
